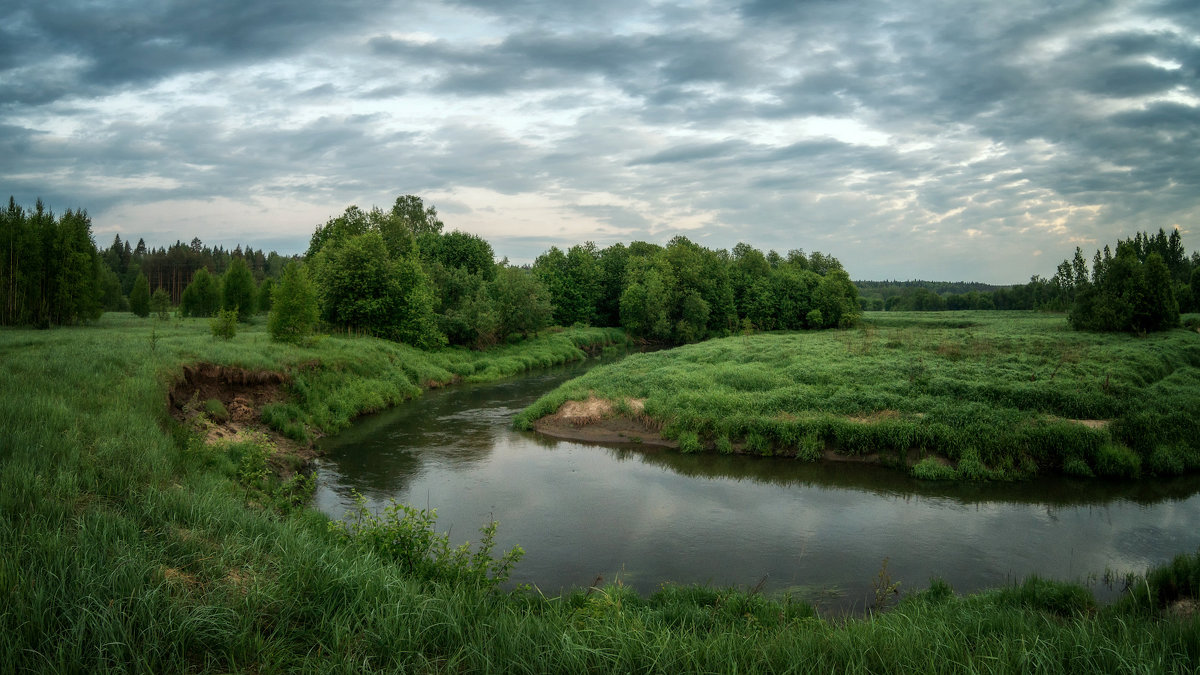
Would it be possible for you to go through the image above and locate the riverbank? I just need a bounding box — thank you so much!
[2,313,1198,672]
[516,311,1200,480]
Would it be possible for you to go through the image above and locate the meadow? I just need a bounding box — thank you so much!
[516,311,1200,480]
[1,312,1198,672]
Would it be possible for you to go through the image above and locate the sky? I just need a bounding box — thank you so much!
[2,0,1198,283]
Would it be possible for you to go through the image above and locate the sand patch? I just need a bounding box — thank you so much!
[534,397,673,447]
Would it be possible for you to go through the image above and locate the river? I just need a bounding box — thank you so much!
[313,357,1200,613]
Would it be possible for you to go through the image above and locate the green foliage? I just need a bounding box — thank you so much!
[221,256,257,322]
[0,200,106,326]
[993,576,1096,617]
[912,457,957,480]
[202,398,229,422]
[257,276,274,313]
[150,287,171,319]
[677,430,702,454]
[490,266,553,338]
[210,307,238,340]
[312,231,445,348]
[330,491,523,589]
[1070,242,1181,333]
[268,262,319,344]
[179,267,221,317]
[129,271,151,317]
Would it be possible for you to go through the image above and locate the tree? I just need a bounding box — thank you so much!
[222,257,256,322]
[257,277,274,314]
[1070,241,1180,333]
[1191,267,1200,314]
[179,267,221,317]
[268,262,318,343]
[312,231,445,347]
[150,287,171,319]
[490,266,552,338]
[130,272,151,317]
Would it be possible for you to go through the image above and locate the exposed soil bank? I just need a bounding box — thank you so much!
[533,397,955,467]
[168,363,317,474]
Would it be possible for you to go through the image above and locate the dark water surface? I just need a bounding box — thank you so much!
[314,358,1200,612]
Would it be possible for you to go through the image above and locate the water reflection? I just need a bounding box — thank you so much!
[314,358,1200,614]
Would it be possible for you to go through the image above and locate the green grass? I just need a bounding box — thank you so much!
[515,311,1200,480]
[1,312,1197,673]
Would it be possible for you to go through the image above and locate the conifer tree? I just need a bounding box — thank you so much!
[130,272,151,317]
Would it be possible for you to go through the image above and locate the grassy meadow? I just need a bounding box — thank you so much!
[2,312,1199,672]
[516,311,1200,480]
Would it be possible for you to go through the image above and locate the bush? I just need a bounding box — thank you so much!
[210,308,238,340]
[329,491,523,589]
[150,287,170,319]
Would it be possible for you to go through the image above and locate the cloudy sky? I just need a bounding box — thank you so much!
[3,0,1198,282]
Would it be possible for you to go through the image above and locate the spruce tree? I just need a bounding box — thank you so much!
[130,272,151,317]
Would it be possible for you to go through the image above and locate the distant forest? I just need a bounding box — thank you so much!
[858,228,1200,320]
[4,194,1195,340]
[0,195,860,347]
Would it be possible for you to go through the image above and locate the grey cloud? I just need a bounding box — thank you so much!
[2,0,388,104]
[1083,64,1181,97]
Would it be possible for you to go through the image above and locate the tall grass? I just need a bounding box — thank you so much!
[1,313,1196,672]
[515,311,1200,480]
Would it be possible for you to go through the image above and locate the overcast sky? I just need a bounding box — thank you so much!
[3,0,1198,282]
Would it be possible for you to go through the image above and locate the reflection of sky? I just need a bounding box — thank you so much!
[314,375,1200,612]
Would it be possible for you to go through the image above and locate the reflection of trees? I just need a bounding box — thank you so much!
[535,436,1200,507]
[319,361,598,495]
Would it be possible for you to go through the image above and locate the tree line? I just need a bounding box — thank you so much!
[857,228,1199,326]
[294,196,861,348]
[1,198,105,327]
[2,194,862,348]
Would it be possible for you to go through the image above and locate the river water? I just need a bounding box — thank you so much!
[313,358,1200,612]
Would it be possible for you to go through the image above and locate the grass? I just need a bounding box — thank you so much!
[515,311,1200,481]
[1,312,1197,672]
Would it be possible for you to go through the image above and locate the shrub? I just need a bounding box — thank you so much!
[330,491,523,589]
[150,287,170,319]
[210,308,238,340]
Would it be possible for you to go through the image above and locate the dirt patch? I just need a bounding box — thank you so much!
[534,397,674,447]
[1168,598,1197,620]
[845,409,902,424]
[169,363,317,475]
[162,566,199,587]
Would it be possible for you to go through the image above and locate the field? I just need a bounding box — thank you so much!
[516,312,1200,480]
[1,313,1198,673]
